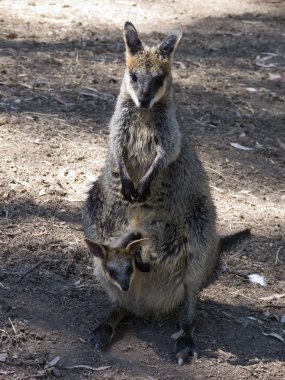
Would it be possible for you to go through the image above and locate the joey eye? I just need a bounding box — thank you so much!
[108,268,117,279]
[131,73,137,82]
[126,265,133,275]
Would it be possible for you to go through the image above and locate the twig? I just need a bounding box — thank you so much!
[277,138,285,152]
[16,255,46,283]
[0,371,15,376]
[80,87,115,100]
[226,245,246,263]
[8,317,17,333]
[275,246,284,265]
[223,262,249,278]
[228,291,256,301]
[261,304,285,309]
[64,365,111,371]
[210,185,224,193]
[258,293,285,301]
[204,166,226,179]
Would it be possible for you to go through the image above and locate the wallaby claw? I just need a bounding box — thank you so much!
[136,180,151,202]
[88,323,114,351]
[121,178,138,203]
[175,336,198,365]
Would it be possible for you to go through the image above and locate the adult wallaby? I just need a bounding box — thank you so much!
[83,21,250,365]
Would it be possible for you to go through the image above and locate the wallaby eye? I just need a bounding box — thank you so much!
[131,73,137,82]
[155,75,164,87]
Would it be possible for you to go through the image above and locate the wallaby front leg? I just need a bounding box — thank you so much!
[136,146,166,202]
[89,307,129,350]
[174,288,198,365]
[119,156,137,202]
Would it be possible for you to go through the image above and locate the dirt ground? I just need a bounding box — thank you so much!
[0,0,284,379]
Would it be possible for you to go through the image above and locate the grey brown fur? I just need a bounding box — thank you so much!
[83,22,218,364]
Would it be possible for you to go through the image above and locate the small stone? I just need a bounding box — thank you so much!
[0,352,8,362]
[51,367,62,378]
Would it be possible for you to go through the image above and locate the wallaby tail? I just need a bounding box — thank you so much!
[219,228,251,252]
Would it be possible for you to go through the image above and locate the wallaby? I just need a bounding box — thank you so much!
[83,21,250,365]
[85,233,150,350]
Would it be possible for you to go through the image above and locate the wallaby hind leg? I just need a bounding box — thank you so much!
[88,306,129,350]
[175,287,198,365]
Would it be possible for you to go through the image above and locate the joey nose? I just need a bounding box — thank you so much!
[120,282,130,292]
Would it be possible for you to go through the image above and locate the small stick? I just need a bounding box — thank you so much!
[275,246,284,265]
[64,365,111,371]
[261,304,285,309]
[8,317,17,333]
[16,255,46,283]
[226,245,246,263]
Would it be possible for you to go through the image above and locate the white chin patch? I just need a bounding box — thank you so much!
[126,77,140,107]
[126,75,167,109]
[113,280,125,291]
[149,81,167,108]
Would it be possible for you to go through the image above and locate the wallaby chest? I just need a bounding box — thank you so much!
[124,115,157,181]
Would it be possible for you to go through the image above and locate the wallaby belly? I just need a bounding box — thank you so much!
[105,265,185,316]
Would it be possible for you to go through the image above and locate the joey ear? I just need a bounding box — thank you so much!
[124,21,144,55]
[85,239,107,260]
[126,238,149,254]
[158,29,182,59]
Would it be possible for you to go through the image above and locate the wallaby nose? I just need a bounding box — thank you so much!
[138,96,150,108]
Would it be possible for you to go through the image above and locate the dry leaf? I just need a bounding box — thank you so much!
[230,143,254,151]
[171,329,184,340]
[269,73,285,81]
[174,61,186,69]
[6,32,17,40]
[255,54,278,68]
[45,355,60,369]
[247,273,267,286]
[262,331,284,342]
[86,173,97,182]
[246,87,257,93]
[38,188,46,196]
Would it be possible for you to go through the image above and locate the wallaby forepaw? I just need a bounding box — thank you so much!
[136,180,151,202]
[121,178,137,203]
[88,323,114,351]
[175,336,197,365]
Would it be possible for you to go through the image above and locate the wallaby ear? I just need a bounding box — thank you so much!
[158,29,182,59]
[124,21,144,55]
[126,238,149,254]
[85,239,107,260]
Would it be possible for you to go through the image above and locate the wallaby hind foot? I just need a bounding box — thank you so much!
[88,307,129,351]
[175,332,197,365]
